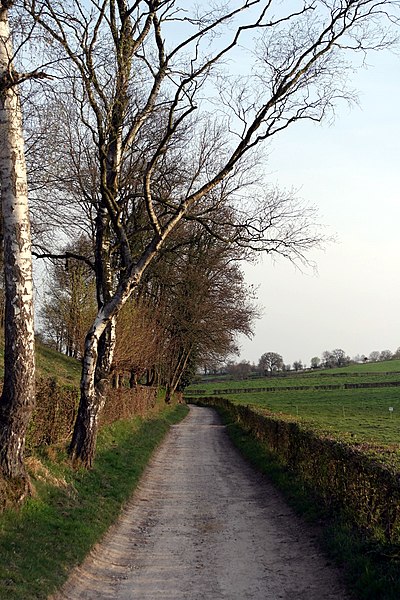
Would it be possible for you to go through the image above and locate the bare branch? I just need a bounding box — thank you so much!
[32,248,95,270]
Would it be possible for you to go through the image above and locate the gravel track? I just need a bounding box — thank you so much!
[52,405,351,600]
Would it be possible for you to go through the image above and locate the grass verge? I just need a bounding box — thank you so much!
[0,402,189,600]
[216,407,400,600]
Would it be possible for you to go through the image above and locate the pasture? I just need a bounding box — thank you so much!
[186,360,400,447]
[228,388,400,446]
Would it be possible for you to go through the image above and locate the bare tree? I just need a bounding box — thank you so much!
[331,348,350,367]
[310,356,321,369]
[39,237,96,357]
[23,0,399,467]
[369,350,380,362]
[143,222,258,401]
[322,350,335,368]
[292,360,303,372]
[321,348,350,368]
[392,347,400,360]
[379,349,393,362]
[112,297,164,387]
[226,361,252,380]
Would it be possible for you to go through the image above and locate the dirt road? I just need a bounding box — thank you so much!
[52,405,351,600]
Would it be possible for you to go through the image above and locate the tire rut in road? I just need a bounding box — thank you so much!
[51,405,351,600]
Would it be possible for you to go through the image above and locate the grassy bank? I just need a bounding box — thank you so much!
[0,341,82,385]
[0,401,189,600]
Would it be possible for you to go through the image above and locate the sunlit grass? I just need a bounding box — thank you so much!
[34,343,82,386]
[228,388,400,445]
[0,338,82,386]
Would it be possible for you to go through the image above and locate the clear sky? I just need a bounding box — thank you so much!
[238,48,400,367]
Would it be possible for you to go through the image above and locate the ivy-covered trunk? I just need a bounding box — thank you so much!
[0,3,35,482]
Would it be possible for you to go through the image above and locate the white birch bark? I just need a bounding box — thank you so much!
[0,3,35,480]
[70,287,132,466]
[69,248,158,466]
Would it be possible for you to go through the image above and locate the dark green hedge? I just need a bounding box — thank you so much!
[192,397,400,544]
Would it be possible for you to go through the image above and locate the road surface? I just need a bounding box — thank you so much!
[52,405,351,599]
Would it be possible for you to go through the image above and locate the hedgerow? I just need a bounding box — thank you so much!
[192,397,400,544]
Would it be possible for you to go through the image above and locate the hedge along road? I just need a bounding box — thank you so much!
[52,405,350,600]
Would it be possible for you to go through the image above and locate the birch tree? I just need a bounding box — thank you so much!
[0,0,35,486]
[24,0,399,467]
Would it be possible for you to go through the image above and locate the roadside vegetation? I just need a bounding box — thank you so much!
[0,2,399,597]
[33,343,83,386]
[0,403,188,600]
[0,339,82,385]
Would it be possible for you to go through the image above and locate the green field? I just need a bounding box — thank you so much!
[34,343,82,385]
[231,388,400,445]
[187,360,400,446]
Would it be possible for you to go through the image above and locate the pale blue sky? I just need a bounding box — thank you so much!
[239,49,400,366]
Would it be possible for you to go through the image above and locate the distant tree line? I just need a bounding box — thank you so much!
[213,345,400,380]
[315,347,400,369]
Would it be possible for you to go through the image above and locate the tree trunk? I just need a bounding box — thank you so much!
[69,200,117,466]
[70,221,163,466]
[112,371,121,389]
[96,316,116,383]
[92,200,117,399]
[68,321,106,468]
[146,368,155,387]
[69,277,137,467]
[0,4,35,483]
[129,370,138,388]
[165,349,191,404]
